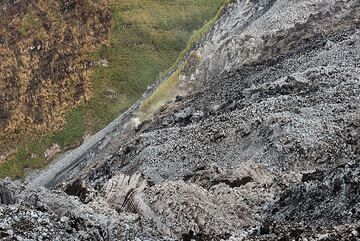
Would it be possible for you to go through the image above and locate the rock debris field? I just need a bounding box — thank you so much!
[1,0,360,240]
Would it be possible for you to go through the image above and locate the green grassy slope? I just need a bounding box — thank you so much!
[86,0,229,132]
[0,0,229,179]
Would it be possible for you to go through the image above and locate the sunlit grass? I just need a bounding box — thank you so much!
[140,63,184,120]
[85,0,228,133]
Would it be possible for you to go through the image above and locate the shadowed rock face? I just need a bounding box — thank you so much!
[0,0,111,152]
[272,163,360,225]
[0,186,13,205]
[1,0,360,240]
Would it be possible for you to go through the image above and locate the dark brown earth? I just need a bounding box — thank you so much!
[0,0,111,155]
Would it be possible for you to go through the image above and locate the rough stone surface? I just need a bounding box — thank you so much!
[1,0,360,240]
[0,186,13,205]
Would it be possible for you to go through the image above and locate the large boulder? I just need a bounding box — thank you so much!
[0,185,14,205]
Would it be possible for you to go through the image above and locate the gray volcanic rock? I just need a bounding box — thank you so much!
[1,0,360,240]
[272,163,360,225]
[0,183,170,240]
[0,186,13,205]
[245,220,360,241]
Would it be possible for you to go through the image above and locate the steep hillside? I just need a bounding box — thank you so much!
[0,0,228,178]
[86,0,230,133]
[0,0,359,240]
[0,0,111,167]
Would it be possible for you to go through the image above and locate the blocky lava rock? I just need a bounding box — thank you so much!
[1,0,360,240]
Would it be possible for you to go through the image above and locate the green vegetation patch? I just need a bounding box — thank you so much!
[19,12,41,36]
[86,0,229,133]
[0,105,86,179]
[0,0,229,179]
[140,63,184,120]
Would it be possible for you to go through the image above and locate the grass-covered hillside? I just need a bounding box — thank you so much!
[87,0,229,132]
[0,0,229,178]
[0,0,111,177]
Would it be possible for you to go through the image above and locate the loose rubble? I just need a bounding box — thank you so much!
[1,0,360,240]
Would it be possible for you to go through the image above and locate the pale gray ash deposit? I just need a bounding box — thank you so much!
[1,0,360,240]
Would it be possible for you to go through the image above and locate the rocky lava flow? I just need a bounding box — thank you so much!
[1,0,360,240]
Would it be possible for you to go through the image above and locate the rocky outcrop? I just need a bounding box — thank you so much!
[0,186,13,205]
[272,163,360,225]
[246,220,360,241]
[0,0,111,153]
[1,0,360,240]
